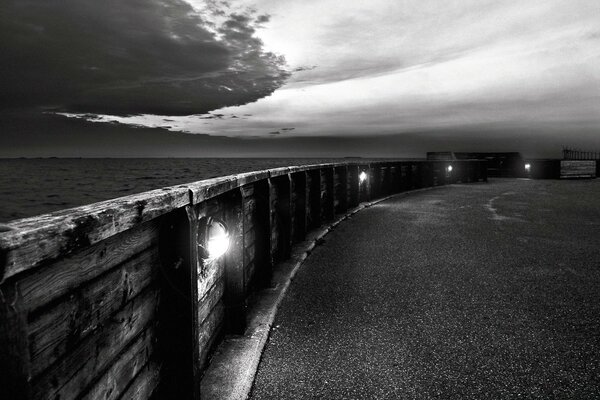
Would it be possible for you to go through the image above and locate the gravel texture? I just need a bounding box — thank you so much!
[250,178,600,399]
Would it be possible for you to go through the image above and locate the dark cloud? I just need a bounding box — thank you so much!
[293,65,318,72]
[268,131,280,135]
[255,14,271,25]
[0,0,289,116]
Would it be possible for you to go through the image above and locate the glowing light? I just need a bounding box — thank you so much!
[524,163,531,171]
[359,171,368,183]
[447,165,453,172]
[198,218,230,260]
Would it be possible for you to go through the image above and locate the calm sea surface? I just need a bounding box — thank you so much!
[0,158,389,222]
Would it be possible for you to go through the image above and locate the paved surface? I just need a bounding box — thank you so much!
[250,179,600,399]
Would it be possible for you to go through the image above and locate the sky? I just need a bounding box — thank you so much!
[1,0,599,157]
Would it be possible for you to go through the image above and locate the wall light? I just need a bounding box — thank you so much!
[198,217,230,261]
[359,170,368,184]
[447,165,453,173]
[524,163,531,172]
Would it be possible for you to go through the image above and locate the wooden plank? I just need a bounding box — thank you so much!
[188,171,270,205]
[197,278,225,326]
[253,179,272,288]
[31,288,159,400]
[321,168,335,221]
[118,360,161,400]
[10,220,159,313]
[224,189,246,334]
[291,172,307,242]
[0,284,31,399]
[197,257,224,302]
[27,247,159,377]
[198,302,225,370]
[0,161,379,282]
[308,170,322,228]
[0,186,189,280]
[80,326,155,400]
[334,166,348,213]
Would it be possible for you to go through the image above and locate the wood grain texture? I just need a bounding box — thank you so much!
[80,326,156,400]
[118,360,161,400]
[14,220,159,313]
[198,258,224,303]
[198,302,225,370]
[197,280,225,326]
[27,247,159,377]
[31,287,159,400]
[0,187,188,280]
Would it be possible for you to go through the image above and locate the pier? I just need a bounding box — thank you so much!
[1,160,599,399]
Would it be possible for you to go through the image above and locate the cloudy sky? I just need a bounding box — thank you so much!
[1,0,599,157]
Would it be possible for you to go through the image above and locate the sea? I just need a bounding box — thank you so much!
[0,158,391,223]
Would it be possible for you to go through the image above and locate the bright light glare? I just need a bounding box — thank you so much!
[524,163,531,171]
[359,171,368,183]
[206,221,230,260]
[447,165,453,172]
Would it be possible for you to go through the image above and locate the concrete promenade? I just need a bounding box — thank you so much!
[250,179,600,399]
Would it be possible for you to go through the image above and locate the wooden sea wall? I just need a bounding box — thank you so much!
[0,160,487,400]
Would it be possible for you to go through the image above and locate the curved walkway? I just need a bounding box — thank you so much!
[250,179,600,399]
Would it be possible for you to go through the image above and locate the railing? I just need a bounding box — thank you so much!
[562,147,600,160]
[0,160,487,400]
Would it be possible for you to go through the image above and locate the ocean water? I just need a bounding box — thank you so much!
[0,158,383,222]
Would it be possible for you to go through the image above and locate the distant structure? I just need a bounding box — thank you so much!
[427,149,598,179]
[562,147,600,161]
[426,152,525,177]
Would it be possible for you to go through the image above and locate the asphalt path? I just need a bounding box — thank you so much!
[250,178,600,399]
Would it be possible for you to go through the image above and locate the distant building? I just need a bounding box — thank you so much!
[426,152,525,177]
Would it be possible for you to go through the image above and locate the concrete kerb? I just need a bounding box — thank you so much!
[199,185,445,400]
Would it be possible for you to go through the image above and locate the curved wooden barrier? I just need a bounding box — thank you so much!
[0,160,486,399]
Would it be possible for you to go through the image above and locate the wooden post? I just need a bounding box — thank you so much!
[321,168,335,221]
[348,165,360,207]
[291,172,307,242]
[334,166,348,214]
[0,281,31,400]
[155,209,194,399]
[369,165,379,199]
[380,166,389,195]
[223,189,246,335]
[391,164,401,193]
[272,175,292,262]
[308,170,321,228]
[184,204,202,400]
[254,179,272,288]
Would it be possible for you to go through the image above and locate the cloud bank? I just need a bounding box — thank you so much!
[0,0,289,115]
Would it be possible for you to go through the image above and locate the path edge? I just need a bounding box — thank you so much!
[199,186,443,400]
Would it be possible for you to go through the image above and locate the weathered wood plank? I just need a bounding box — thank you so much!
[0,187,188,280]
[223,189,246,334]
[80,326,155,400]
[14,220,159,313]
[198,258,225,303]
[188,171,270,205]
[31,288,159,400]
[118,360,161,400]
[0,284,31,399]
[197,279,225,326]
[27,247,159,377]
[198,302,225,370]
